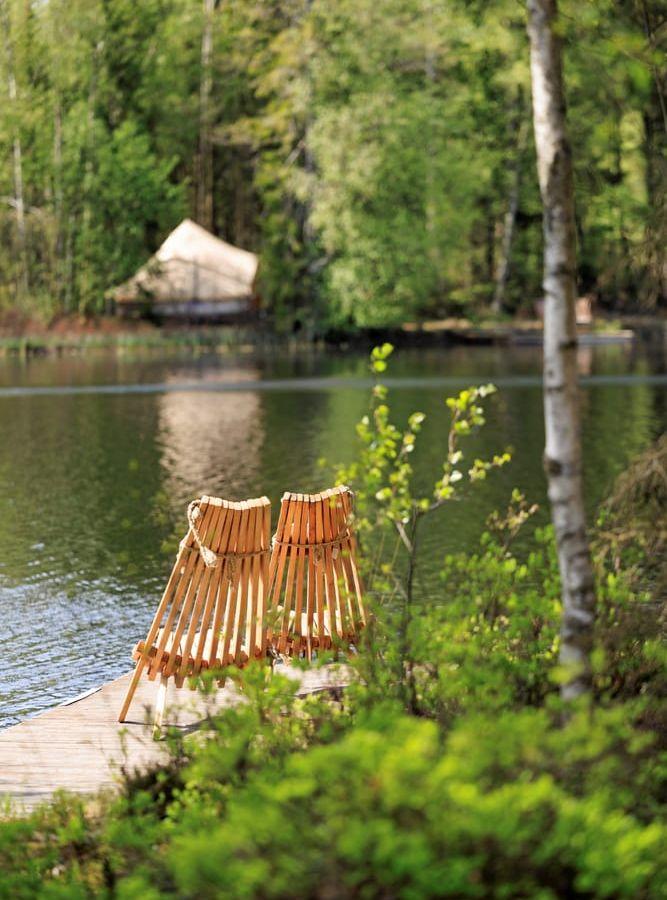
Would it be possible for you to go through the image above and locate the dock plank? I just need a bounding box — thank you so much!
[0,664,350,814]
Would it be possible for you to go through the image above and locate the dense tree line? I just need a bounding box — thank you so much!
[0,0,664,329]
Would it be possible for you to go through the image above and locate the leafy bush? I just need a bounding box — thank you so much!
[355,501,665,727]
[2,693,665,898]
[165,707,665,900]
[1,348,664,898]
[595,434,667,600]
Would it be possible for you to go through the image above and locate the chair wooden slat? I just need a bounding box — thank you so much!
[305,501,317,660]
[176,500,227,681]
[267,486,365,658]
[266,493,295,650]
[119,494,271,729]
[191,501,229,673]
[292,494,309,656]
[148,499,219,681]
[218,504,243,670]
[233,501,252,665]
[204,501,235,670]
[340,488,365,626]
[314,492,327,648]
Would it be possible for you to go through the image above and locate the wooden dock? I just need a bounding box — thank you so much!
[0,665,350,814]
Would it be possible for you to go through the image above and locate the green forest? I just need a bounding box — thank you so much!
[0,0,664,330]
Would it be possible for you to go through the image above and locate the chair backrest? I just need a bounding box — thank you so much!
[138,495,271,686]
[267,486,365,657]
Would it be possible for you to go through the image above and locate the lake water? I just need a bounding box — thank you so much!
[1,337,665,727]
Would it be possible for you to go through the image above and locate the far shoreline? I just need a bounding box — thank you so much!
[1,313,663,358]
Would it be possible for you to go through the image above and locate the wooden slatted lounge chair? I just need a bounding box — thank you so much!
[267,486,365,659]
[118,494,271,732]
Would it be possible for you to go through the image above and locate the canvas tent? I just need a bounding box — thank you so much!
[112,219,259,318]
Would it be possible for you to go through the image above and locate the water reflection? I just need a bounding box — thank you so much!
[158,369,264,506]
[0,341,664,727]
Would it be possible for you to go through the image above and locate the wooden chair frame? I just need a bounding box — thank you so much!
[267,486,365,659]
[118,495,271,732]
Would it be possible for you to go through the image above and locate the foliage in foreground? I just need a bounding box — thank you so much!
[2,506,665,896]
[1,671,665,898]
[1,354,665,898]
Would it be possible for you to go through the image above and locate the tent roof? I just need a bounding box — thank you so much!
[112,219,259,305]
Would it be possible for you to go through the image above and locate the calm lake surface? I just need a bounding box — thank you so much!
[1,337,665,727]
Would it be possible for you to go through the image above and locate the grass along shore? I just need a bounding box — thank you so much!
[0,313,658,358]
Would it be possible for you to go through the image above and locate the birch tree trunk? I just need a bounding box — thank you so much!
[53,99,64,301]
[78,44,100,313]
[492,90,527,315]
[196,0,215,231]
[527,0,596,700]
[640,0,667,304]
[0,0,28,296]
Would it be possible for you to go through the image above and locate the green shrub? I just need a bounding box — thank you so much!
[1,350,664,898]
[148,708,667,898]
[5,700,663,899]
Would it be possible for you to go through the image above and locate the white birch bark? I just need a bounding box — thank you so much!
[53,100,64,290]
[196,0,215,231]
[0,0,28,295]
[527,0,596,700]
[492,91,526,314]
[78,44,100,312]
[492,151,521,314]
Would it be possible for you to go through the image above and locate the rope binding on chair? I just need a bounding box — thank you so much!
[270,529,351,561]
[179,499,269,569]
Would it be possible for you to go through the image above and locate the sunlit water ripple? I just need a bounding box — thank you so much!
[1,340,665,727]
